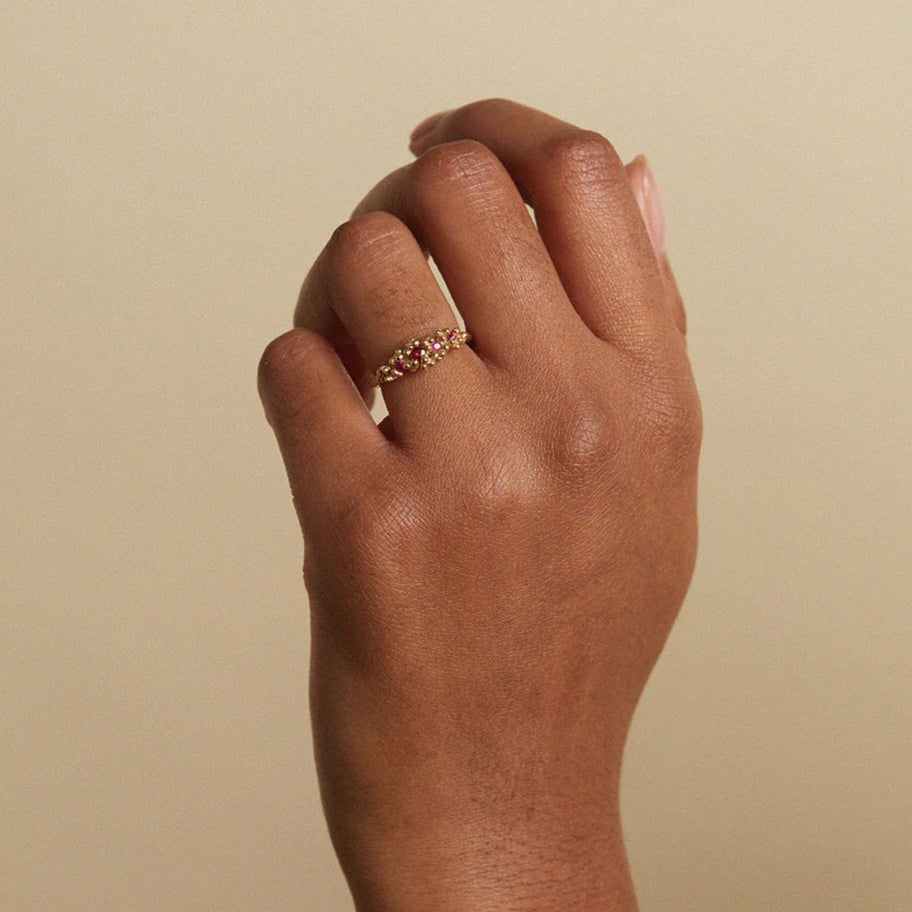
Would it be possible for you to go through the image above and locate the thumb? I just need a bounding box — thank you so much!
[625,155,666,259]
[625,156,686,336]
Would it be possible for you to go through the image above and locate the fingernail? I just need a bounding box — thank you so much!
[409,109,450,152]
[641,158,667,258]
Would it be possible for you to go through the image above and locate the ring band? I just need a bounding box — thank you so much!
[371,328,472,387]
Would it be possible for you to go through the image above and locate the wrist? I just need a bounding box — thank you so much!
[334,799,638,912]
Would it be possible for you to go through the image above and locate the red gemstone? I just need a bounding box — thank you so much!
[448,330,459,342]
[410,346,426,360]
[431,341,443,352]
[394,359,406,371]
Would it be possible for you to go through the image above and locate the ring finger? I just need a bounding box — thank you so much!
[295,210,486,443]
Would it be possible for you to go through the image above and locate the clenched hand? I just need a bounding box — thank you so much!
[259,99,701,912]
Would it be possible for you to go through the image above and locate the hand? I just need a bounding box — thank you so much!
[259,99,701,912]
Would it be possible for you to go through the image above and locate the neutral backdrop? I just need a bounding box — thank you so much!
[2,2,910,910]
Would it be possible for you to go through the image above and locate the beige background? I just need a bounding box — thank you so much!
[2,1,910,910]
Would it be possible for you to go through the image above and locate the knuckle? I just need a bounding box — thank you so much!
[327,213,429,326]
[542,128,625,190]
[331,469,424,554]
[412,139,502,204]
[443,409,552,517]
[257,329,318,391]
[634,369,703,463]
[257,330,297,387]
[328,211,414,272]
[546,395,620,478]
[470,444,546,514]
[303,473,423,617]
[419,412,545,518]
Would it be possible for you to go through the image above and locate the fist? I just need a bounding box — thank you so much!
[259,99,700,912]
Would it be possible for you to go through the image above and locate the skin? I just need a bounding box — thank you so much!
[258,99,701,912]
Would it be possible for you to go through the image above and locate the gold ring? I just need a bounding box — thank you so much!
[371,328,472,387]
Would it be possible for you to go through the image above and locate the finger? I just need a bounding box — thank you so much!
[258,328,387,520]
[294,210,487,441]
[336,341,378,408]
[625,157,687,337]
[288,272,378,408]
[350,140,585,373]
[409,99,672,358]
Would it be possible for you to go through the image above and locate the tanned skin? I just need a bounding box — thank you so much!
[259,99,700,912]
